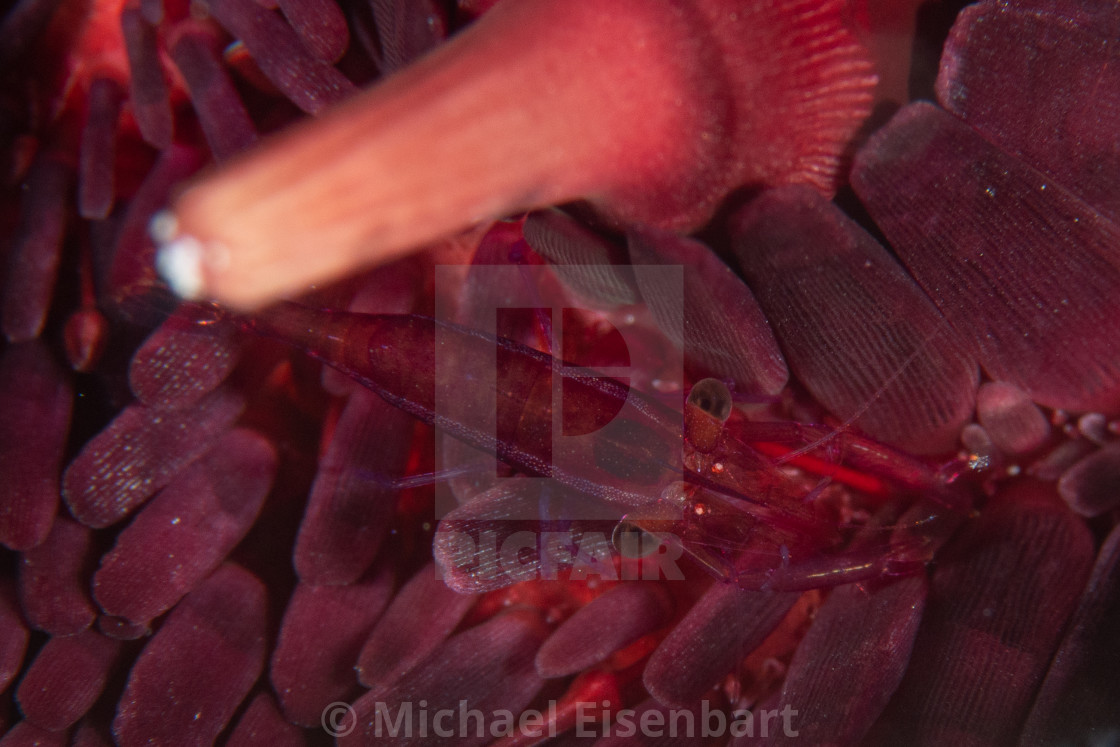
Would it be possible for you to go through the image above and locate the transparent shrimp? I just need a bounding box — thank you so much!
[239,281,973,593]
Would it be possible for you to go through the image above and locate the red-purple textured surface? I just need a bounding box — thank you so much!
[732,185,979,454]
[355,564,476,688]
[18,516,96,635]
[1010,0,1120,23]
[644,583,798,708]
[277,0,349,63]
[369,0,447,72]
[70,721,113,747]
[0,580,29,697]
[867,483,1095,745]
[0,341,72,550]
[92,428,275,623]
[593,697,711,746]
[1057,443,1120,517]
[937,1,1120,224]
[629,227,788,397]
[112,564,267,745]
[121,3,173,148]
[765,576,927,745]
[167,21,259,161]
[62,386,245,528]
[0,721,66,746]
[1020,524,1120,743]
[15,629,121,731]
[204,0,357,113]
[345,608,549,746]
[1,155,69,342]
[226,692,306,746]
[852,102,1120,414]
[294,388,413,584]
[78,76,123,219]
[536,583,672,678]
[270,565,393,726]
[522,209,639,307]
[127,310,240,409]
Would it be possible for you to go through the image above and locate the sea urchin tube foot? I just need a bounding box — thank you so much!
[158,0,876,309]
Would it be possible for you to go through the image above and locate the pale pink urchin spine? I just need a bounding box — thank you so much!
[157,0,876,310]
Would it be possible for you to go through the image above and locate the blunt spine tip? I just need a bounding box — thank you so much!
[156,235,207,299]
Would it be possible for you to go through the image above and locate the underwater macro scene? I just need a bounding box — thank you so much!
[2,0,1120,743]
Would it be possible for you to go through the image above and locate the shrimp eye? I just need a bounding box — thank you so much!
[612,519,661,559]
[687,378,733,422]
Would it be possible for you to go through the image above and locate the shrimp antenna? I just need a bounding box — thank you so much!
[772,323,951,468]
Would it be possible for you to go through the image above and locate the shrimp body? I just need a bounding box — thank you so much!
[247,296,961,592]
[248,302,683,507]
